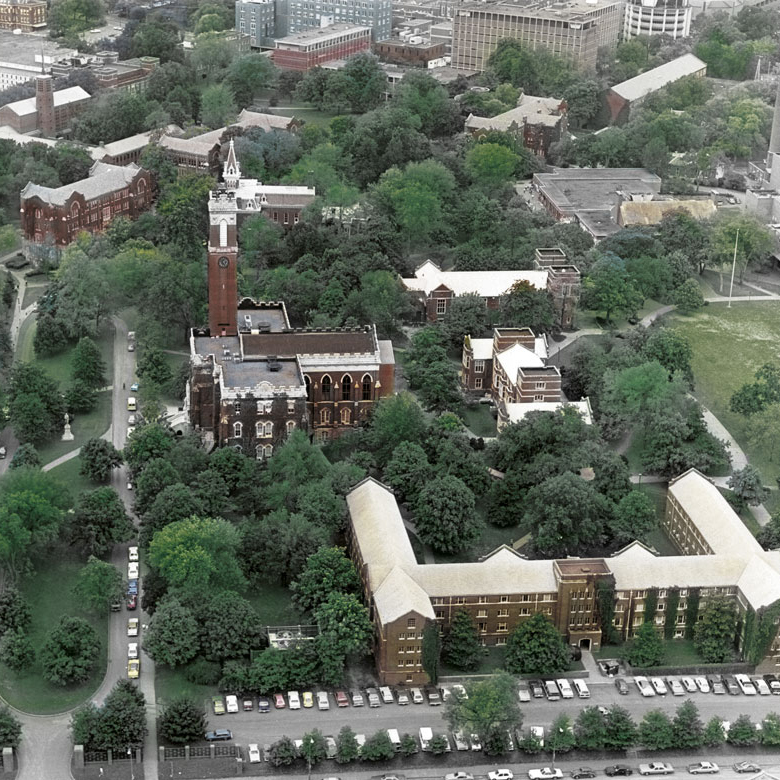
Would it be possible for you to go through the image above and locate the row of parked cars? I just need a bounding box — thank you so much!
[211,683,470,715]
[487,763,761,780]
[633,673,780,697]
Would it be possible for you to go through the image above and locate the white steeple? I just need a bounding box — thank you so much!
[223,139,241,189]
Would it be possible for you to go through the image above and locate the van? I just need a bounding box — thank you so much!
[419,727,433,751]
[379,686,394,704]
[572,679,590,699]
[556,679,574,699]
[387,729,402,752]
[543,680,561,701]
[411,687,424,704]
[127,397,137,411]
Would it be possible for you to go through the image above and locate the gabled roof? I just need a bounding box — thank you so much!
[373,566,435,624]
[465,94,565,132]
[610,54,707,103]
[21,161,142,207]
[496,342,546,377]
[401,260,548,298]
[737,554,780,610]
[3,86,90,117]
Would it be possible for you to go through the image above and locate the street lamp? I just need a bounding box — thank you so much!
[550,727,564,771]
[127,747,134,780]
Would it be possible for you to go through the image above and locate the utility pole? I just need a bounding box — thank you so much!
[728,228,739,308]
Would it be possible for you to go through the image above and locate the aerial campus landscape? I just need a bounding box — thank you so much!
[3,0,780,779]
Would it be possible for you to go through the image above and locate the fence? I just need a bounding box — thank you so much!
[161,745,239,761]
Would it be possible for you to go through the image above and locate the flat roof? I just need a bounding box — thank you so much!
[456,0,623,21]
[0,29,73,69]
[275,22,371,46]
[242,329,377,358]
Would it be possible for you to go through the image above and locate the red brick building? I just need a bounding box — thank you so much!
[0,75,89,136]
[272,23,371,71]
[20,161,152,267]
[373,39,445,67]
[187,141,394,451]
[0,0,46,31]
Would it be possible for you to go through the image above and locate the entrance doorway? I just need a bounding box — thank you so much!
[579,638,592,650]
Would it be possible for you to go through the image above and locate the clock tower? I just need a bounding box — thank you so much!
[207,140,240,337]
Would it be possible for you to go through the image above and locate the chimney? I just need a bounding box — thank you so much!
[35,74,55,138]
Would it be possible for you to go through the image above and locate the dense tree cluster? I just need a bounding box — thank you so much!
[71,680,147,751]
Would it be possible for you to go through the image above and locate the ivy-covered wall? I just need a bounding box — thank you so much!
[665,588,680,639]
[745,599,780,665]
[644,588,659,625]
[596,579,618,645]
[685,588,700,640]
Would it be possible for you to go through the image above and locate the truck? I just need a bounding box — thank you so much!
[418,727,433,751]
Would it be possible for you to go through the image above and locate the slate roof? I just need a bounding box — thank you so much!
[21,161,142,206]
[465,94,565,133]
[3,85,89,117]
[610,54,707,103]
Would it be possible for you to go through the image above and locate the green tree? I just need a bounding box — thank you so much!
[7,362,65,444]
[79,438,123,484]
[123,423,175,473]
[442,609,482,671]
[72,337,107,389]
[575,707,607,750]
[383,441,432,504]
[335,725,360,764]
[227,54,277,108]
[0,588,30,637]
[466,142,520,188]
[157,697,206,745]
[269,736,298,766]
[502,280,556,332]
[760,712,780,746]
[673,277,705,314]
[148,516,246,595]
[0,628,35,671]
[440,293,490,351]
[0,706,21,748]
[200,84,237,128]
[143,596,199,667]
[368,391,427,466]
[198,591,263,661]
[604,707,637,750]
[136,345,173,388]
[710,213,775,283]
[627,621,664,668]
[40,616,100,685]
[583,256,644,322]
[48,0,105,35]
[73,556,123,613]
[421,621,442,684]
[639,709,674,750]
[290,547,360,613]
[727,465,769,506]
[140,484,204,548]
[644,328,693,382]
[414,475,480,555]
[9,444,41,471]
[55,246,112,337]
[505,613,569,674]
[727,714,758,746]
[131,16,182,63]
[360,729,395,761]
[399,733,418,756]
[694,597,736,662]
[314,592,372,658]
[445,672,523,754]
[64,380,97,415]
[612,490,657,545]
[703,717,726,747]
[341,52,385,112]
[672,700,704,749]
[300,728,328,769]
[71,487,133,558]
[548,714,576,754]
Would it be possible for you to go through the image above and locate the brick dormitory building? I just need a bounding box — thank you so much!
[186,143,395,454]
[347,468,780,685]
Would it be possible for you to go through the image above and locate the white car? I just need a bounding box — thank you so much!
[528,770,563,780]
[469,734,481,751]
[446,774,474,780]
[452,683,468,699]
[518,686,531,703]
[667,678,685,696]
[128,546,139,562]
[695,676,711,693]
[634,677,655,697]
[127,642,138,659]
[529,726,545,747]
[453,731,470,751]
[488,771,514,780]
[753,677,771,695]
[225,695,238,714]
[127,618,139,636]
[248,744,261,763]
[128,414,137,425]
[411,687,424,704]
[379,686,394,703]
[128,562,139,579]
[288,691,301,709]
[688,763,718,775]
[317,691,330,710]
[681,677,697,693]
[639,763,674,775]
[735,674,757,695]
[650,678,668,695]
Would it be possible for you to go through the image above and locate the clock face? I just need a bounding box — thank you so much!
[218,256,229,268]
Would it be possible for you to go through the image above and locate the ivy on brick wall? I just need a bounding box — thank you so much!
[664,588,680,640]
[685,588,700,640]
[596,579,618,645]
[745,599,780,666]
[644,588,659,625]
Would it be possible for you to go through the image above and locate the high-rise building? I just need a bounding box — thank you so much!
[235,0,276,48]
[623,0,692,40]
[451,0,623,73]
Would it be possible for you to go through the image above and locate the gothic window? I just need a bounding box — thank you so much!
[264,421,273,437]
[264,444,273,458]
[340,408,351,425]
[255,443,263,460]
[233,421,243,438]
[286,420,296,436]
[321,375,331,400]
[304,375,312,401]
[320,408,331,425]
[341,375,352,401]
[361,374,372,401]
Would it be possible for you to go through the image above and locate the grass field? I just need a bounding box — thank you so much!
[575,297,663,332]
[155,666,214,707]
[462,405,497,438]
[667,303,780,484]
[15,317,114,465]
[246,582,303,627]
[0,545,107,714]
[46,455,97,496]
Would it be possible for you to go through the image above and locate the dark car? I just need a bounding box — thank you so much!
[205,730,232,742]
[529,680,544,698]
[126,594,137,610]
[242,698,253,711]
[127,579,138,595]
[615,678,629,695]
[733,764,760,774]
[257,697,270,713]
[605,766,633,777]
[110,597,122,612]
[721,675,740,695]
[763,674,780,694]
[708,675,726,695]
[572,769,597,778]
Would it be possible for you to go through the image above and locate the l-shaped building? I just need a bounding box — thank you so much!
[347,468,780,685]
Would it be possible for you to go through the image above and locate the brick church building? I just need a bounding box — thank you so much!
[187,143,395,455]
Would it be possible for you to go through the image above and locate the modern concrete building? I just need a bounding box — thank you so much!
[236,0,276,48]
[272,23,371,70]
[606,53,707,124]
[451,0,624,73]
[622,0,692,40]
[348,468,780,685]
[0,0,46,31]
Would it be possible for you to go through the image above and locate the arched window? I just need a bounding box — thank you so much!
[320,408,331,425]
[255,443,263,460]
[264,444,273,458]
[321,375,331,400]
[70,202,80,218]
[340,407,351,425]
[341,374,352,401]
[233,421,243,438]
[219,219,227,247]
[362,374,372,401]
[304,375,312,402]
[264,421,273,437]
[286,420,296,436]
[137,178,146,195]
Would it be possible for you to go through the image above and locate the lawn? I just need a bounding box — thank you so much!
[246,582,303,627]
[462,404,497,438]
[667,303,780,483]
[21,283,46,310]
[46,455,97,497]
[441,645,507,677]
[270,105,340,128]
[155,666,214,708]
[15,317,114,465]
[575,297,664,332]
[433,506,529,564]
[0,545,108,714]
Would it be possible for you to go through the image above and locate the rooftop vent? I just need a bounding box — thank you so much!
[257,321,271,332]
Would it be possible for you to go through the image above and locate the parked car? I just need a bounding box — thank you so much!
[128,546,139,562]
[488,771,513,780]
[205,730,232,742]
[325,736,337,759]
[469,734,481,751]
[248,744,261,764]
[126,594,137,610]
[127,618,139,637]
[505,731,515,751]
[445,773,474,780]
[687,763,718,774]
[451,683,468,699]
[605,768,633,777]
[528,769,562,780]
[518,686,531,703]
[335,690,349,707]
[396,689,409,705]
[733,763,760,774]
[379,686,394,703]
[695,677,711,693]
[242,698,253,711]
[288,691,301,709]
[127,658,140,679]
[763,673,780,694]
[734,674,756,695]
[425,686,441,705]
[410,687,424,704]
[225,695,238,713]
[351,690,364,707]
[667,679,684,696]
[615,678,629,695]
[127,579,138,595]
[366,687,381,707]
[453,732,470,751]
[681,677,697,693]
[257,697,270,713]
[111,596,122,612]
[638,764,674,775]
[753,677,771,695]
[273,693,285,709]
[130,382,139,392]
[556,679,574,699]
[721,675,740,695]
[317,691,330,710]
[529,680,545,698]
[572,770,597,779]
[634,677,654,697]
[262,744,271,762]
[650,678,668,696]
[302,691,314,708]
[127,642,138,659]
[707,676,725,695]
[128,414,137,425]
[212,696,225,715]
[529,726,544,747]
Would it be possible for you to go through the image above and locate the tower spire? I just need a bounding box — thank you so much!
[223,139,241,189]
